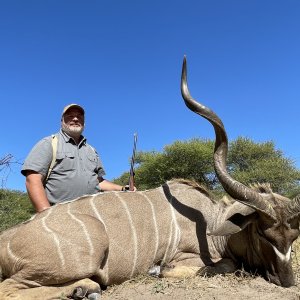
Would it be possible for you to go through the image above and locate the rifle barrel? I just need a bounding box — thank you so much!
[129,133,138,191]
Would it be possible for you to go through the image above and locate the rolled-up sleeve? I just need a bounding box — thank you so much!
[94,149,106,178]
[96,160,106,178]
[21,138,52,177]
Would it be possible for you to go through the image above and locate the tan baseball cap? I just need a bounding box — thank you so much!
[62,104,85,117]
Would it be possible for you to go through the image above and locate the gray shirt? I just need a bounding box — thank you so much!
[21,130,106,204]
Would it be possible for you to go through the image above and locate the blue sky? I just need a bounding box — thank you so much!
[1,0,300,192]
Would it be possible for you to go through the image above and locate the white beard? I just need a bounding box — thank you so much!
[62,122,84,138]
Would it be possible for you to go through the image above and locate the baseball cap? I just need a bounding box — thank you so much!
[62,104,85,117]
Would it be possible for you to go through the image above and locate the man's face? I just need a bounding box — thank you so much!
[62,107,85,137]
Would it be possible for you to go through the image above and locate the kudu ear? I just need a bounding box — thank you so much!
[208,204,257,236]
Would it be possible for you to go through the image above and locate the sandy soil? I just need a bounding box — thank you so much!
[99,243,300,300]
[101,274,300,300]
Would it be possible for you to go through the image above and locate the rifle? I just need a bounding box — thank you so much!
[128,133,138,191]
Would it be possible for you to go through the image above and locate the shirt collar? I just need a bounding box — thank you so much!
[59,129,87,146]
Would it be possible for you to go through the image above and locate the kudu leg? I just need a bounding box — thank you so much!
[197,258,237,276]
[158,256,204,279]
[161,265,201,278]
[0,277,101,300]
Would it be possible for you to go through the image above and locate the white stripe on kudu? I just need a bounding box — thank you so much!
[7,241,19,264]
[90,195,107,230]
[142,193,160,263]
[160,188,181,264]
[168,193,181,254]
[116,193,138,278]
[67,203,95,272]
[41,209,66,269]
[67,204,95,255]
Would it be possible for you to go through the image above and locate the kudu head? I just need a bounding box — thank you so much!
[181,56,300,287]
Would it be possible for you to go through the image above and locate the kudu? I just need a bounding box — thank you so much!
[0,57,300,299]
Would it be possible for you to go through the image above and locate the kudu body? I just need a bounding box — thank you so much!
[0,57,299,299]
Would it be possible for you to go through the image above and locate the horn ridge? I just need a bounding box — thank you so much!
[181,56,276,220]
[286,195,300,220]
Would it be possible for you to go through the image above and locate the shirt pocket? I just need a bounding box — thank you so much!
[56,152,75,171]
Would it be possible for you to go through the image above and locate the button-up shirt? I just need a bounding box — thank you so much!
[21,130,105,204]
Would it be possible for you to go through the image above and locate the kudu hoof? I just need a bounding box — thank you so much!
[148,265,161,277]
[72,286,87,299]
[72,286,101,300]
[197,266,217,277]
[88,293,101,300]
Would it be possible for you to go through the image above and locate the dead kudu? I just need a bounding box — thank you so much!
[1,58,300,299]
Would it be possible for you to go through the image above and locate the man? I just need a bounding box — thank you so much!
[22,104,132,213]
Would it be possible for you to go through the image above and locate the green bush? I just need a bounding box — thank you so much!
[114,137,300,197]
[0,189,35,232]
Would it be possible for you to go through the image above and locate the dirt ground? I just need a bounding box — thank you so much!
[100,243,300,300]
[101,274,300,300]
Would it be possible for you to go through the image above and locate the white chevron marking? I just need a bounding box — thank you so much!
[272,245,291,262]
